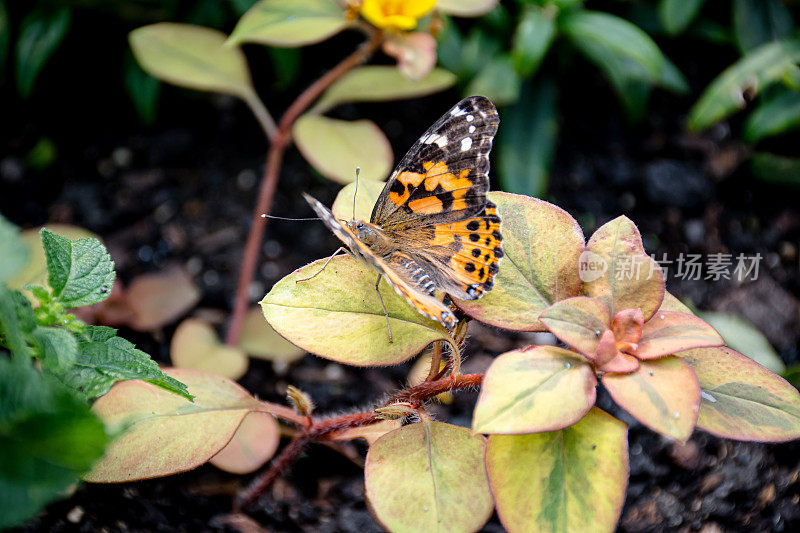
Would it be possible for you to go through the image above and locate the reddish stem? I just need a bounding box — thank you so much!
[225,30,384,346]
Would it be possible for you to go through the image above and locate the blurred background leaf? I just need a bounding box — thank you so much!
[15,6,71,99]
[743,87,800,143]
[732,0,794,53]
[658,0,706,36]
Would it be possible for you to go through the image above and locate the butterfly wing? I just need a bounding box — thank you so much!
[370,96,499,230]
[303,193,457,330]
[371,96,503,300]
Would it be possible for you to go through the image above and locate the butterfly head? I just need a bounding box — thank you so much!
[347,220,379,247]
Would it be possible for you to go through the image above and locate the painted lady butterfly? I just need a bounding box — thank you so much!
[303,96,502,339]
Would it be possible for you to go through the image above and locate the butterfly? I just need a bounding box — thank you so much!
[303,96,503,341]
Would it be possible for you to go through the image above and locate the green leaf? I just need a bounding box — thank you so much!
[743,87,800,143]
[40,229,115,308]
[658,0,705,36]
[124,53,160,125]
[750,151,800,187]
[688,40,800,131]
[365,420,493,533]
[15,7,71,99]
[261,255,452,366]
[0,1,10,85]
[486,408,627,533]
[85,368,260,482]
[733,0,794,54]
[497,78,557,197]
[513,4,556,77]
[0,214,28,282]
[49,326,192,400]
[32,326,78,371]
[228,0,348,47]
[311,66,456,114]
[292,115,393,184]
[695,311,784,373]
[0,358,108,529]
[455,192,585,331]
[603,356,700,442]
[680,346,800,441]
[561,10,667,86]
[464,54,521,106]
[473,345,597,434]
[0,286,32,360]
[129,23,255,100]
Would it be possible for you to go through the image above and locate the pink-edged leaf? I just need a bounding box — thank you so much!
[612,308,644,347]
[473,345,596,434]
[581,216,664,321]
[456,192,585,331]
[382,31,437,81]
[603,356,699,442]
[209,412,280,474]
[636,311,724,359]
[679,346,800,442]
[599,351,640,374]
[539,296,610,359]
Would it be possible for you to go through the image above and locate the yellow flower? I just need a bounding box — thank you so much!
[360,0,437,31]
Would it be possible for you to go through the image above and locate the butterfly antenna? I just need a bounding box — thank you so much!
[352,167,360,222]
[261,214,321,221]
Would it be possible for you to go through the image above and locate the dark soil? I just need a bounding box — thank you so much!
[4,21,800,533]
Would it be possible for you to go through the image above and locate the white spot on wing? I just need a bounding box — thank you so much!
[450,106,467,117]
[461,137,473,152]
[466,114,474,122]
[468,125,476,133]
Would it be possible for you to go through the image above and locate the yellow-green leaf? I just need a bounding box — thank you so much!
[581,215,664,321]
[331,179,386,221]
[456,192,585,331]
[129,23,254,99]
[539,296,611,359]
[635,311,723,359]
[311,65,456,114]
[239,306,305,364]
[436,0,498,17]
[293,115,393,184]
[260,255,451,366]
[473,346,596,434]
[603,356,699,442]
[365,421,493,533]
[85,368,260,482]
[170,318,249,380]
[125,267,201,331]
[228,0,348,47]
[486,407,628,533]
[209,412,280,474]
[679,346,800,442]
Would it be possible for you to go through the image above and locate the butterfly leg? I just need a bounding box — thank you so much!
[374,274,393,343]
[296,247,346,283]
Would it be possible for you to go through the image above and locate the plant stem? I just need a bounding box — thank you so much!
[225,29,384,347]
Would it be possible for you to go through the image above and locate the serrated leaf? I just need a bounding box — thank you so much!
[261,255,451,366]
[581,216,665,321]
[0,214,28,282]
[0,286,32,360]
[85,368,260,482]
[48,326,191,400]
[32,326,77,371]
[311,66,456,114]
[539,296,611,359]
[293,115,393,184]
[455,192,585,331]
[497,78,558,198]
[40,229,115,308]
[436,0,498,17]
[238,306,305,363]
[688,40,800,131]
[679,346,800,442]
[743,87,800,143]
[209,412,280,474]
[473,345,596,434]
[733,0,794,53]
[15,7,71,99]
[228,0,348,47]
[513,4,556,77]
[0,358,108,529]
[365,421,493,533]
[129,23,255,100]
[486,408,627,533]
[658,0,705,36]
[603,356,699,442]
[171,318,248,380]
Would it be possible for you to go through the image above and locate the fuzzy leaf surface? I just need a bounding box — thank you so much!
[41,229,115,308]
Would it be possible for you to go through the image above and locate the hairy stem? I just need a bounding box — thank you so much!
[226,29,384,346]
